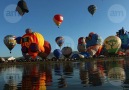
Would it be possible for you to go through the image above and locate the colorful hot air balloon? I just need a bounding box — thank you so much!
[16,0,29,16]
[53,14,63,28]
[62,46,72,58]
[53,49,62,59]
[77,37,86,52]
[4,35,16,53]
[104,36,121,54]
[16,28,45,59]
[55,36,64,48]
[88,5,96,16]
[116,27,129,50]
[86,32,103,57]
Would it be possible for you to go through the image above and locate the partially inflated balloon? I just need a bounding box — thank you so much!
[38,40,51,59]
[16,0,29,16]
[4,35,16,53]
[104,36,121,54]
[88,5,96,16]
[53,14,63,28]
[116,28,129,50]
[53,49,62,59]
[21,30,45,59]
[62,46,72,58]
[55,36,64,48]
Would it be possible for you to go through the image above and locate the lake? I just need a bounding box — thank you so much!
[0,57,129,90]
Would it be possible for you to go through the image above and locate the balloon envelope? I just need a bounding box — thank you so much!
[62,46,72,58]
[38,40,51,59]
[53,49,62,59]
[16,0,29,16]
[55,36,64,48]
[88,5,96,16]
[53,14,63,27]
[104,36,121,54]
[21,31,45,59]
[4,35,16,53]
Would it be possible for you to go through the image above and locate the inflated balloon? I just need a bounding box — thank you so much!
[86,32,102,47]
[116,27,129,50]
[86,32,103,57]
[104,36,121,54]
[62,46,72,58]
[4,35,16,53]
[77,44,86,52]
[88,5,96,16]
[53,14,63,28]
[53,49,62,59]
[16,29,45,59]
[55,36,64,48]
[38,40,51,59]
[16,0,29,16]
[78,37,86,44]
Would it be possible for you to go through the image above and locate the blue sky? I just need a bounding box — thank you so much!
[0,0,129,57]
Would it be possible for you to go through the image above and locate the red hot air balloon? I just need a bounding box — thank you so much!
[38,40,51,59]
[53,14,63,28]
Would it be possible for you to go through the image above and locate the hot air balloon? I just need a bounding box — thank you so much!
[53,14,63,28]
[88,5,96,16]
[86,32,103,57]
[4,35,16,53]
[116,27,129,50]
[53,49,62,59]
[103,36,121,55]
[16,28,45,59]
[62,46,72,58]
[16,0,29,16]
[38,40,51,59]
[55,36,64,48]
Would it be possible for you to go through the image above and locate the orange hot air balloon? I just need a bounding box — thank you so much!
[19,28,45,59]
[53,14,63,28]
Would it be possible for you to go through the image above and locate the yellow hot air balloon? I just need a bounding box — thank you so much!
[103,36,121,54]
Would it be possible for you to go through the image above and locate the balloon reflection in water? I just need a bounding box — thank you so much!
[63,62,74,77]
[108,67,125,86]
[58,75,67,88]
[21,64,52,90]
[80,61,102,86]
[54,63,63,76]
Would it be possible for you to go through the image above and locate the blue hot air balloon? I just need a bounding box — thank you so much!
[53,49,62,59]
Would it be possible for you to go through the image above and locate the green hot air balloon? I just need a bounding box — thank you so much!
[4,35,16,53]
[103,36,121,55]
[88,5,97,16]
